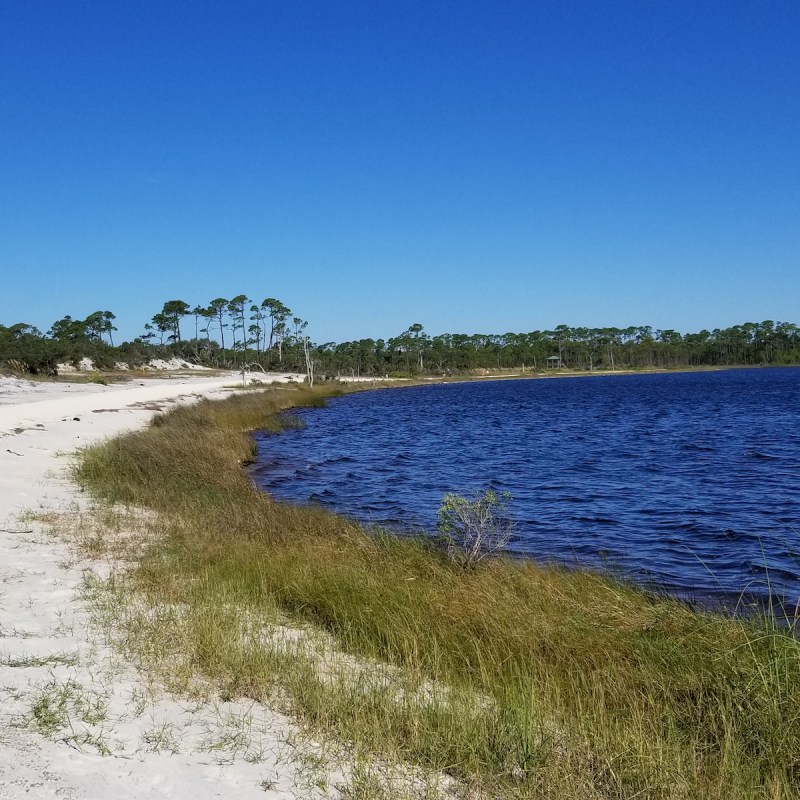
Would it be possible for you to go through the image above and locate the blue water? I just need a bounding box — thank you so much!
[252,369,800,607]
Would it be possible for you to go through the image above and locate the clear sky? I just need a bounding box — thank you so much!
[2,1,798,344]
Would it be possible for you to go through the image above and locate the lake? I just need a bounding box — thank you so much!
[251,368,800,608]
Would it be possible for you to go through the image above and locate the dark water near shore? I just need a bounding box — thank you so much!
[252,369,800,608]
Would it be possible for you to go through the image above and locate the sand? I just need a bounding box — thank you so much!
[0,373,346,799]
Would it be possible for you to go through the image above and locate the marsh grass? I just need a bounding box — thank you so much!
[72,385,800,798]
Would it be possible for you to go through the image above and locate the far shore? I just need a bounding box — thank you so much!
[366,361,797,391]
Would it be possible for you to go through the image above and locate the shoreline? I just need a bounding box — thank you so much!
[318,362,800,394]
[67,381,800,797]
[427,361,799,384]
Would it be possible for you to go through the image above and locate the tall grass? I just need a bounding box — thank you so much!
[74,385,800,798]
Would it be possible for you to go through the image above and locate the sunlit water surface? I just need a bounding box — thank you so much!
[252,369,800,607]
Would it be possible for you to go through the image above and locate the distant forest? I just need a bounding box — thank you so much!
[2,296,799,377]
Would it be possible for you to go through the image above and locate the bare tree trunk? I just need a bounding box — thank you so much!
[303,337,314,388]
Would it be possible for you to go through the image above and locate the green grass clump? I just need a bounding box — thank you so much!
[74,385,800,798]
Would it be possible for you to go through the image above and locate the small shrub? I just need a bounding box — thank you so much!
[437,489,513,569]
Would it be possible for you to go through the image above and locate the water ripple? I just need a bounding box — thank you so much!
[252,368,800,607]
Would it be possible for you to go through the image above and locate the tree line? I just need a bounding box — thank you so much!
[322,321,800,377]
[1,297,799,377]
[0,296,310,374]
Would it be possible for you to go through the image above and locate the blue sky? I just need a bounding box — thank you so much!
[2,1,798,344]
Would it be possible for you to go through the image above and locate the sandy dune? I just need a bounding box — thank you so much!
[0,374,344,799]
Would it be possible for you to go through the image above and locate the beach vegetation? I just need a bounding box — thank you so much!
[437,489,513,569]
[70,385,800,798]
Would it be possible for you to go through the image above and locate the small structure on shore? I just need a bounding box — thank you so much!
[546,354,563,369]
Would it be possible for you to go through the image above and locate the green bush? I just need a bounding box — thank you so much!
[437,489,513,569]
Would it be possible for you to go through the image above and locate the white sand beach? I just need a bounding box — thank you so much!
[0,374,346,799]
